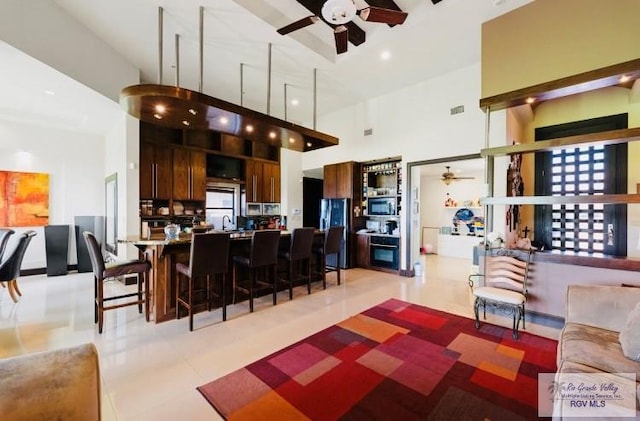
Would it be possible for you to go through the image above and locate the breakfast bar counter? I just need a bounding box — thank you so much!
[130,230,322,323]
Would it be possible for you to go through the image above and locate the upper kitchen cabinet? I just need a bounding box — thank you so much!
[262,162,280,203]
[172,148,206,201]
[140,142,172,200]
[246,160,281,203]
[323,161,360,200]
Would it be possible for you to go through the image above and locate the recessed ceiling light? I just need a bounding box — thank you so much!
[289,138,295,143]
[269,131,277,139]
[155,104,166,113]
[380,50,391,61]
[153,114,163,120]
[620,74,631,83]
[246,125,254,133]
[188,108,197,115]
[219,116,228,125]
[44,90,55,96]
[306,142,312,147]
[291,99,299,106]
[525,97,535,104]
[182,120,190,126]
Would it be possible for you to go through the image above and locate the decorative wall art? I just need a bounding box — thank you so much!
[0,171,50,227]
[506,144,524,234]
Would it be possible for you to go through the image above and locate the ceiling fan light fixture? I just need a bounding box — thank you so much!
[322,0,357,25]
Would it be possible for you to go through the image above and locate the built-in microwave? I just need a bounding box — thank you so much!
[368,197,396,216]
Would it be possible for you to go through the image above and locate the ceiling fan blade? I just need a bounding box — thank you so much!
[277,15,319,35]
[453,176,475,180]
[334,25,349,54]
[358,7,407,25]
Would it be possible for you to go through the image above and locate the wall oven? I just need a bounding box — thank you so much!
[369,236,399,270]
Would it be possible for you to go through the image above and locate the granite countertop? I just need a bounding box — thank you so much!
[123,229,317,246]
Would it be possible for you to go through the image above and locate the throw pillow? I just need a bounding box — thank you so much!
[619,301,640,362]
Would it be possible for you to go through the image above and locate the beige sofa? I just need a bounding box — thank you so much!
[0,343,100,421]
[555,285,640,419]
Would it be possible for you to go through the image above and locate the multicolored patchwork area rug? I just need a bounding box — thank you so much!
[198,298,557,420]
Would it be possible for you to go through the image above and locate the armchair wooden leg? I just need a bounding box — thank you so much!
[7,280,19,303]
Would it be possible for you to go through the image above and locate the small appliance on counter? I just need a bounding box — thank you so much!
[384,220,398,235]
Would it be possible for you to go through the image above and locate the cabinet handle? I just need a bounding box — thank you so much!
[188,168,192,199]
[153,163,158,198]
[253,175,257,202]
[271,177,274,202]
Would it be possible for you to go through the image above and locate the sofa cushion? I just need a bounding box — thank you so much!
[558,323,640,377]
[619,301,640,362]
[0,343,100,421]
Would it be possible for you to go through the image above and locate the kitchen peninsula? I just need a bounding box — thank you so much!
[132,230,323,323]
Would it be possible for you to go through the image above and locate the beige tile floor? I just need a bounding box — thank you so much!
[0,255,560,420]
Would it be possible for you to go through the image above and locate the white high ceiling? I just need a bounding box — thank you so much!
[0,0,532,136]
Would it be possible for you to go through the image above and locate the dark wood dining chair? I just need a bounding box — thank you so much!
[83,231,151,334]
[278,227,315,300]
[176,232,230,331]
[0,230,36,302]
[233,230,281,313]
[314,226,344,288]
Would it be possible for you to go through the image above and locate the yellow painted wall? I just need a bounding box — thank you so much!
[482,0,640,99]
[513,86,640,256]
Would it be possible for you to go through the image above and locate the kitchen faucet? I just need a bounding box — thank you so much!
[222,215,231,231]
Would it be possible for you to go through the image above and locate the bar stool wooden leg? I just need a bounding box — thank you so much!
[221,273,227,321]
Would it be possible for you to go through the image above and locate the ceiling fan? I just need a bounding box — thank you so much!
[441,166,475,186]
[277,0,408,54]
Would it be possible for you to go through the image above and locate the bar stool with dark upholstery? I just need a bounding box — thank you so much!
[277,227,315,300]
[314,225,344,288]
[233,230,281,313]
[176,232,230,331]
[83,231,151,334]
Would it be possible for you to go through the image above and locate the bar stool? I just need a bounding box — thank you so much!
[277,227,315,301]
[314,225,344,288]
[83,231,151,334]
[233,230,280,313]
[176,232,230,331]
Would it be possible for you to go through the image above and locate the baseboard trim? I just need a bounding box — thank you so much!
[21,265,80,277]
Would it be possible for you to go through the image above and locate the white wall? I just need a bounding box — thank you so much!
[0,0,137,102]
[0,119,105,269]
[1,0,140,264]
[302,63,488,270]
[280,148,303,230]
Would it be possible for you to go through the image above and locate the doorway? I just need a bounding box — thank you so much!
[406,154,484,272]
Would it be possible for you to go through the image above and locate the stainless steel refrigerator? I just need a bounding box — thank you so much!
[320,198,350,269]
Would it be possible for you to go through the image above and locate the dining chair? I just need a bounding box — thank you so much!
[277,227,315,300]
[0,230,36,302]
[0,229,15,261]
[468,247,533,339]
[176,232,230,330]
[83,231,151,334]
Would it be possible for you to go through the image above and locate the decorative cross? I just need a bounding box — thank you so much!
[522,226,530,238]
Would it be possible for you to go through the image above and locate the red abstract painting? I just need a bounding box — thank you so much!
[0,171,50,227]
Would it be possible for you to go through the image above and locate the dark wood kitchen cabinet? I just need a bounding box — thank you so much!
[246,160,280,203]
[323,161,360,200]
[172,148,206,201]
[356,234,369,267]
[262,162,280,203]
[140,142,172,200]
